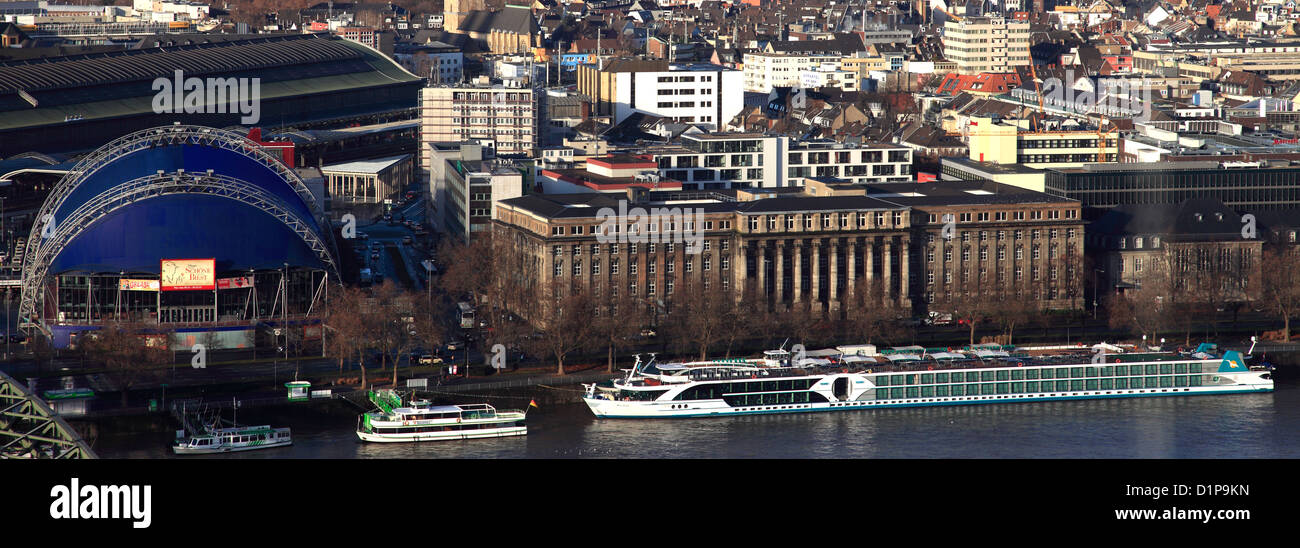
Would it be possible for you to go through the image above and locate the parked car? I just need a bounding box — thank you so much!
[926,312,954,326]
[419,354,440,365]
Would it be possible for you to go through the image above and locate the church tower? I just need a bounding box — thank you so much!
[444,0,486,35]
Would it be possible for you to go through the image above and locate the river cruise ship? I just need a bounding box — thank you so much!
[356,390,527,442]
[173,425,293,454]
[582,343,1274,418]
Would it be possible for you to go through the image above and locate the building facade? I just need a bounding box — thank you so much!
[578,60,743,130]
[642,133,914,190]
[321,154,413,205]
[492,180,1084,322]
[742,52,843,93]
[420,78,539,166]
[943,17,1031,75]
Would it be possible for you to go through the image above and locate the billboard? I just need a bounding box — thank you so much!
[160,259,216,291]
[217,275,255,290]
[119,279,160,291]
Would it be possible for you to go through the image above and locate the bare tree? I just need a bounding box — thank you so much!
[325,286,366,375]
[988,278,1041,346]
[840,277,909,346]
[81,321,169,408]
[661,280,734,361]
[526,281,596,375]
[1262,245,1300,341]
[589,288,642,372]
[438,237,495,309]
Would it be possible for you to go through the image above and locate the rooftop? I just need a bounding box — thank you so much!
[320,154,411,174]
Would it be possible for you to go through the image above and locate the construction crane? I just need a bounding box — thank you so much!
[1024,28,1044,132]
[1095,116,1117,163]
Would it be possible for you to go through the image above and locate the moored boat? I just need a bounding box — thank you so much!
[173,425,293,454]
[583,343,1274,418]
[356,390,527,442]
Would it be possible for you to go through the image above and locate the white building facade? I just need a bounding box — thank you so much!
[613,63,744,130]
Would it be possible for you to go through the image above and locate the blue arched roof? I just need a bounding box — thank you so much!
[54,144,320,230]
[49,193,328,275]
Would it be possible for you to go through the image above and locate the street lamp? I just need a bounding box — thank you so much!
[1093,268,1105,320]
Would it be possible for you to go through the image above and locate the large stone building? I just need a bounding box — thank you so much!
[1088,198,1261,304]
[493,179,1085,321]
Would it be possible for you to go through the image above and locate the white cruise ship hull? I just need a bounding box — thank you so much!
[172,439,293,454]
[357,426,527,443]
[585,368,1273,419]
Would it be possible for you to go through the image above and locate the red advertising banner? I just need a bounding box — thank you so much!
[217,275,255,290]
[160,259,216,291]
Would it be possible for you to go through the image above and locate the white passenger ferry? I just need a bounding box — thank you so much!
[356,390,527,442]
[582,343,1274,418]
[173,425,293,454]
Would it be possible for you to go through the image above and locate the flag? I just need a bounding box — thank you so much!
[529,399,539,409]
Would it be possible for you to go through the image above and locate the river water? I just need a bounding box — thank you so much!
[94,376,1300,459]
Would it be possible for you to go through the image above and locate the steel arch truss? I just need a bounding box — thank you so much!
[29,125,324,237]
[0,370,96,459]
[20,171,341,333]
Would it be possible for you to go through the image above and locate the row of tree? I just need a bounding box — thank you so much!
[324,281,445,390]
[1108,245,1300,345]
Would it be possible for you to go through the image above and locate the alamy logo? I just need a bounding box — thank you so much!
[1241,214,1257,240]
[49,478,151,529]
[941,214,956,241]
[341,214,358,239]
[39,213,55,240]
[191,343,206,369]
[490,343,506,370]
[596,200,706,254]
[152,70,261,124]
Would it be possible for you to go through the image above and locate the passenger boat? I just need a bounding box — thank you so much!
[173,425,293,454]
[356,390,527,442]
[582,343,1274,418]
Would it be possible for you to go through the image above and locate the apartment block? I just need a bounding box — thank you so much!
[419,77,539,168]
[577,60,743,130]
[943,17,1030,75]
[642,133,913,190]
[742,52,843,92]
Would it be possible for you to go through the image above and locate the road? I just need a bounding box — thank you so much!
[353,193,434,291]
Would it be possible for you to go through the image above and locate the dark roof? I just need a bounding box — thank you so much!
[0,33,360,93]
[457,5,539,35]
[768,33,865,54]
[1089,198,1245,240]
[497,179,1075,220]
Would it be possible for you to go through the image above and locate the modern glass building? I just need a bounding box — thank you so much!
[1043,161,1300,215]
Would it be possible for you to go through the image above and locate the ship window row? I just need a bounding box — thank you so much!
[618,389,669,401]
[402,412,462,420]
[723,392,830,407]
[874,376,1205,399]
[872,363,1203,386]
[372,422,523,434]
[675,379,818,400]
